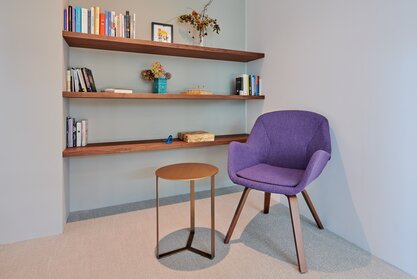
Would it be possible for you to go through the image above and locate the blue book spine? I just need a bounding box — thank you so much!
[104,11,108,36]
[75,7,81,32]
[64,9,67,31]
[107,11,111,36]
[256,76,259,96]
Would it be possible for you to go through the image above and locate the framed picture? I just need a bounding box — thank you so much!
[151,22,173,43]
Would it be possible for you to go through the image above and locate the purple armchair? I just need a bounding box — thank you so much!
[224,110,331,273]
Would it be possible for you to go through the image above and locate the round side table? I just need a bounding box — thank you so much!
[155,163,218,260]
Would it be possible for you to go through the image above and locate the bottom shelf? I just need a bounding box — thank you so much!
[63,134,248,157]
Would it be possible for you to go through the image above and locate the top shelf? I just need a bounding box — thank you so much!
[63,32,265,62]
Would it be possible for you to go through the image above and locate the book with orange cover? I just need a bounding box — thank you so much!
[99,13,105,35]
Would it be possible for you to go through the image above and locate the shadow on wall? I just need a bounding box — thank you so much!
[298,128,371,253]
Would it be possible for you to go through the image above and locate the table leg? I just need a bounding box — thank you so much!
[190,180,195,232]
[211,175,215,259]
[156,176,159,258]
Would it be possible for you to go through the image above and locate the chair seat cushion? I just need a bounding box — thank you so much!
[236,163,304,187]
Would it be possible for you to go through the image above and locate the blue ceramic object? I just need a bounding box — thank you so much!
[153,78,167,94]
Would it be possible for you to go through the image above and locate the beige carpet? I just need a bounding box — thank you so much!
[0,191,413,279]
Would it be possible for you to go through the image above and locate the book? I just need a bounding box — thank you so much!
[236,77,243,95]
[87,9,91,34]
[64,8,67,31]
[66,117,74,147]
[111,12,116,36]
[77,69,87,92]
[72,68,79,92]
[81,68,91,92]
[68,6,73,32]
[125,11,130,38]
[81,8,88,33]
[81,120,88,146]
[259,77,263,96]
[90,7,94,34]
[85,68,97,92]
[178,131,215,143]
[75,6,81,32]
[72,6,76,32]
[104,11,108,36]
[66,70,71,91]
[132,14,136,39]
[76,122,82,147]
[102,88,133,93]
[94,7,100,35]
[99,13,105,35]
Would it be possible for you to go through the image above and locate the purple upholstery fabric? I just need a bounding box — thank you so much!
[228,110,331,195]
[237,164,304,187]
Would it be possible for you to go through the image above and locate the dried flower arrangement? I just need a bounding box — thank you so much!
[141,62,172,81]
[178,0,220,45]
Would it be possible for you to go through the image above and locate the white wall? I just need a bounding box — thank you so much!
[247,0,417,277]
[67,0,247,211]
[0,0,65,243]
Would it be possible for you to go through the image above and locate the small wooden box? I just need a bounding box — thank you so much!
[178,131,215,143]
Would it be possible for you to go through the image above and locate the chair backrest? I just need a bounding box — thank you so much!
[248,110,331,170]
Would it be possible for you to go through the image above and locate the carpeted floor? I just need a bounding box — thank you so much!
[0,191,413,279]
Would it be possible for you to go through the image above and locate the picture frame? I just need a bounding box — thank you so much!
[151,22,173,43]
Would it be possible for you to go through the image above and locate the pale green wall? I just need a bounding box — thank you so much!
[67,0,247,211]
[246,0,417,277]
[0,0,65,243]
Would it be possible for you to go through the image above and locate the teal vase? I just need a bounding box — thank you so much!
[153,78,167,94]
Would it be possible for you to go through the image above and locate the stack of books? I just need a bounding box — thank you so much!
[66,118,88,148]
[67,68,97,92]
[63,6,136,38]
[178,131,215,143]
[235,74,262,96]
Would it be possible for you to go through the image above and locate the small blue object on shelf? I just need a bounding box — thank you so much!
[153,78,167,94]
[165,135,173,144]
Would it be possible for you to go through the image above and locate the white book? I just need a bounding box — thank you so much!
[111,11,115,37]
[90,7,95,34]
[121,14,125,38]
[259,77,263,96]
[131,14,136,39]
[103,88,133,94]
[76,121,82,147]
[72,69,79,92]
[81,8,88,34]
[81,120,88,146]
[66,70,71,91]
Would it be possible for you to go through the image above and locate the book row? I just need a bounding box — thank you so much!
[235,74,263,96]
[66,118,88,148]
[67,68,97,92]
[63,6,136,38]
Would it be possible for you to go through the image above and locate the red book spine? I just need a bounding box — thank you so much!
[99,13,105,35]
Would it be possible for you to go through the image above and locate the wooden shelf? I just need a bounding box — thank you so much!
[63,91,265,100]
[63,134,248,157]
[63,32,265,62]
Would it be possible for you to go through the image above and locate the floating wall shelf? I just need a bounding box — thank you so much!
[63,31,265,62]
[63,92,265,100]
[63,134,248,157]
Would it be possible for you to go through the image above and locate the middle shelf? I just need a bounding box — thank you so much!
[63,134,248,157]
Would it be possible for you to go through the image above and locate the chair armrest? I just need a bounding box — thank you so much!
[228,141,262,178]
[296,150,331,191]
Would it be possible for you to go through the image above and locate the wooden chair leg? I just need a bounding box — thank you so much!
[287,195,307,273]
[264,192,271,214]
[302,190,324,230]
[224,188,251,244]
